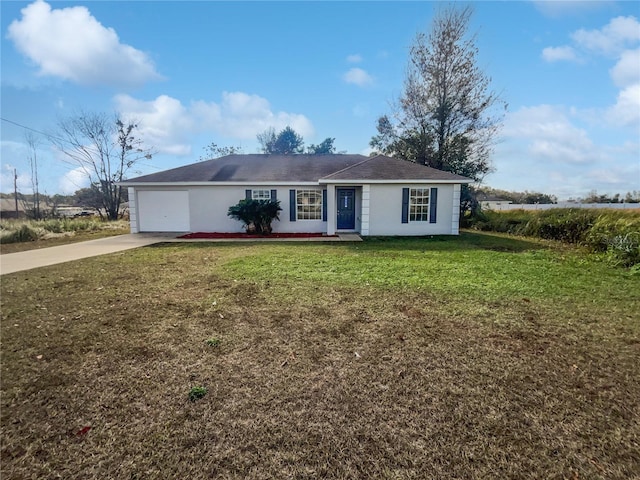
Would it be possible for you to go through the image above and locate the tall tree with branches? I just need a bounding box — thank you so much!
[370,5,506,182]
[24,131,42,219]
[53,111,154,220]
[257,126,304,154]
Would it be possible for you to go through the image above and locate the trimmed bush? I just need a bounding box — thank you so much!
[228,199,282,235]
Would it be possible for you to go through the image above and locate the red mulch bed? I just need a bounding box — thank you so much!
[178,232,337,239]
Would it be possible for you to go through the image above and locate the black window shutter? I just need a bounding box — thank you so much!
[430,188,438,223]
[289,189,296,222]
[322,189,327,221]
[401,188,409,224]
[271,189,277,200]
[245,189,252,200]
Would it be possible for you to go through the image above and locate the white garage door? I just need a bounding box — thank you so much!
[137,190,190,232]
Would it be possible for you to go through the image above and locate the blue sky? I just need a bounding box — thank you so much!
[1,0,639,199]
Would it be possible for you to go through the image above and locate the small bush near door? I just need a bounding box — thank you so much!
[227,199,282,235]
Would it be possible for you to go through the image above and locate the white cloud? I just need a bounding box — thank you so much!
[504,105,602,164]
[115,91,314,155]
[59,167,90,195]
[0,160,31,193]
[606,84,640,128]
[115,94,195,155]
[491,104,640,198]
[572,15,640,56]
[343,67,374,87]
[542,45,579,62]
[610,48,640,88]
[346,54,363,63]
[541,15,640,137]
[192,91,314,140]
[7,0,161,87]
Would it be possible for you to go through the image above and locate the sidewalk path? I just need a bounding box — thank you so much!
[0,233,362,275]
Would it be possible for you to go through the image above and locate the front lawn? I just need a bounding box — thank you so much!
[1,233,638,479]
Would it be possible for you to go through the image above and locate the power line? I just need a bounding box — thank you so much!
[1,116,162,170]
[1,117,66,143]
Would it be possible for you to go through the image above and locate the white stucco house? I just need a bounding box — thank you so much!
[121,154,472,236]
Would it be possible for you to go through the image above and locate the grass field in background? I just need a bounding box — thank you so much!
[1,233,638,479]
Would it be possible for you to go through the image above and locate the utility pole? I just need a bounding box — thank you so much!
[14,168,19,218]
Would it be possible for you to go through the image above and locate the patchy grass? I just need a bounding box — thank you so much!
[1,233,639,479]
[0,219,129,254]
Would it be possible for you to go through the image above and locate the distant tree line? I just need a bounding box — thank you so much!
[578,190,639,204]
[472,188,640,205]
[476,187,557,205]
[0,188,129,219]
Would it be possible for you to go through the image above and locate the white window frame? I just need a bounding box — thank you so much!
[296,189,322,221]
[409,188,430,222]
[252,189,272,200]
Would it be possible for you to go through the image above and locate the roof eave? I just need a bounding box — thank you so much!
[118,181,323,187]
[319,178,474,184]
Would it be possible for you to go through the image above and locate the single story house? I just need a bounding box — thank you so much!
[120,154,472,236]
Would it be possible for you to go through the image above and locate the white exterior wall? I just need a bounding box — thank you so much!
[326,184,336,235]
[360,185,371,235]
[128,187,138,233]
[133,186,327,233]
[367,183,457,236]
[451,184,461,235]
[130,183,462,235]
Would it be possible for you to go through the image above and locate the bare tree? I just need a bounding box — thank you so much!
[25,132,42,219]
[371,5,506,182]
[53,111,154,220]
[256,127,277,154]
[199,142,243,161]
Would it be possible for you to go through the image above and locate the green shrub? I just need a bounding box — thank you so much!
[522,209,597,244]
[188,386,207,402]
[0,224,41,244]
[469,208,640,267]
[40,218,101,233]
[472,210,531,235]
[228,199,282,235]
[603,232,640,267]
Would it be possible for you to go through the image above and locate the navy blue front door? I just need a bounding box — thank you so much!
[337,188,356,230]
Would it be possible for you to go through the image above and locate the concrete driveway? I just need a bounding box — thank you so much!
[0,233,174,275]
[0,232,362,275]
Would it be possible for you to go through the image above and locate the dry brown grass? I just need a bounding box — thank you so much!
[0,219,129,254]
[1,236,639,479]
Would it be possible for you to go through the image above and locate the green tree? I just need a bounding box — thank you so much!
[370,5,505,182]
[257,126,304,154]
[53,112,154,220]
[307,137,336,155]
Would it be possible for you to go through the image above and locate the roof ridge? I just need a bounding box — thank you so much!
[322,155,373,178]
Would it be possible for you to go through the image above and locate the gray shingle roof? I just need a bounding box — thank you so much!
[321,155,472,182]
[122,154,472,184]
